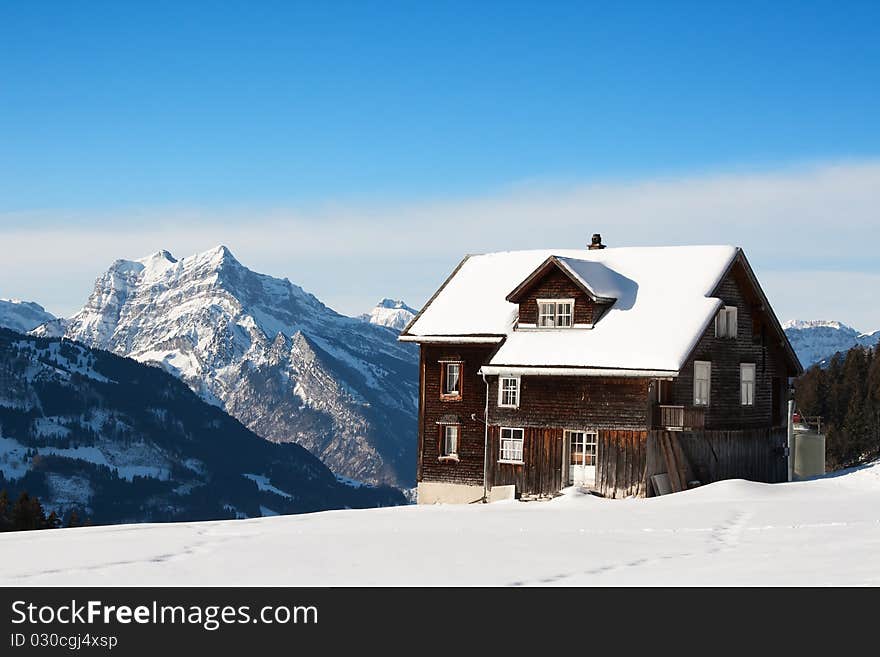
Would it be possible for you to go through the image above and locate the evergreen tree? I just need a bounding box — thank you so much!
[11,491,47,531]
[795,345,880,470]
[45,510,61,529]
[66,509,80,528]
[0,490,10,531]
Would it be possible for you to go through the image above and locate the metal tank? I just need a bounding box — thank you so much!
[793,429,826,480]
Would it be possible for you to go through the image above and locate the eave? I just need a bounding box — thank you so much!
[479,365,678,378]
[398,335,505,344]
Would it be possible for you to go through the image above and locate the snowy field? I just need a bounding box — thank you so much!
[2,462,879,586]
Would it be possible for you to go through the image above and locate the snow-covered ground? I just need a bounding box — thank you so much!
[2,463,879,586]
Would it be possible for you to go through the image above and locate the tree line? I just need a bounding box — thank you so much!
[0,490,88,532]
[794,345,880,470]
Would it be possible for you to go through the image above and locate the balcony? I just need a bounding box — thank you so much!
[652,404,705,431]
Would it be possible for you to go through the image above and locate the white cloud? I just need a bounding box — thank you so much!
[1,159,878,328]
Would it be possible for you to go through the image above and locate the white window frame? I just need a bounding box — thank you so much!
[443,362,461,397]
[740,363,756,406]
[536,299,575,328]
[498,376,520,408]
[694,360,711,406]
[499,427,524,463]
[715,306,738,338]
[441,424,459,457]
[565,429,598,467]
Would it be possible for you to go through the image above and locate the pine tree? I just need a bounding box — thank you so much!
[45,510,61,529]
[66,510,80,528]
[0,490,10,532]
[11,492,46,531]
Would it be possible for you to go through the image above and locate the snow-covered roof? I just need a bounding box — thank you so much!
[402,245,741,373]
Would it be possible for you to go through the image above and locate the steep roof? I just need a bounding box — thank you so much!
[402,245,754,373]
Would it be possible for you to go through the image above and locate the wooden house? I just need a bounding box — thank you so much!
[399,236,803,503]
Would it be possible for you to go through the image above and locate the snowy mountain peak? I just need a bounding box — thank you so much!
[377,298,415,311]
[782,319,853,332]
[360,299,418,332]
[138,249,178,268]
[59,247,418,486]
[199,244,236,265]
[0,298,57,334]
[783,319,880,368]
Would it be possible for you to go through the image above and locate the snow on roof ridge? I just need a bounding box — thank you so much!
[473,244,738,258]
[404,244,741,372]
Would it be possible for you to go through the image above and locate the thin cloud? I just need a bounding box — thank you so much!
[1,159,878,328]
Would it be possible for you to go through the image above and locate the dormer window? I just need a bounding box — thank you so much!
[537,299,574,328]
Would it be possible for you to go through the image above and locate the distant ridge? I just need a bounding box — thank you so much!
[784,319,880,367]
[359,298,417,332]
[0,299,56,334]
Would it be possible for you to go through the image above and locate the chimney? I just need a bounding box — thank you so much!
[588,233,606,250]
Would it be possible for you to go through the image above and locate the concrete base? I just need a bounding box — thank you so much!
[487,485,516,503]
[416,481,484,505]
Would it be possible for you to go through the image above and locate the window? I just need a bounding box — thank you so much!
[694,360,711,406]
[566,430,598,466]
[741,363,756,406]
[715,306,738,338]
[499,427,524,463]
[537,299,574,328]
[441,362,462,398]
[498,376,520,408]
[441,425,459,457]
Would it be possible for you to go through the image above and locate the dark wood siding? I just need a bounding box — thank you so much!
[484,426,787,499]
[487,426,563,497]
[645,429,788,493]
[485,426,648,498]
[670,262,791,429]
[595,430,648,498]
[489,375,651,430]
[418,344,495,487]
[516,268,596,325]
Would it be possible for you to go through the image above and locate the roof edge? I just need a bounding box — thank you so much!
[673,246,740,371]
[731,250,804,375]
[479,365,678,378]
[398,335,505,344]
[399,255,471,337]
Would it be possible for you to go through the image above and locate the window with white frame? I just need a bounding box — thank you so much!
[498,376,520,408]
[441,424,459,457]
[694,360,711,406]
[499,427,524,462]
[566,430,598,466]
[740,363,756,406]
[537,300,574,328]
[715,306,738,338]
[442,362,461,397]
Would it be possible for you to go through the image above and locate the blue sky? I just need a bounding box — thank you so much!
[1,2,879,327]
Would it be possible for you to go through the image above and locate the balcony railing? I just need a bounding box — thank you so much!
[653,405,705,431]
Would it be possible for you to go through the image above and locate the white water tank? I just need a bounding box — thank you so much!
[793,430,826,480]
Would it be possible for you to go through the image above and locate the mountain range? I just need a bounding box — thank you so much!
[783,320,880,368]
[0,328,404,524]
[26,246,420,488]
